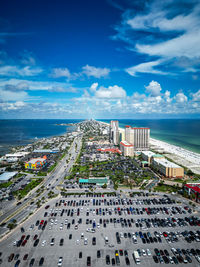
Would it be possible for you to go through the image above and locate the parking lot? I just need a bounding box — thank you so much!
[0,193,200,267]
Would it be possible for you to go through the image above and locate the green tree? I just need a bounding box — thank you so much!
[102,183,107,189]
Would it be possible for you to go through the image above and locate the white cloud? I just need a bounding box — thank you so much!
[125,60,168,76]
[114,1,200,74]
[192,89,200,101]
[95,85,126,98]
[90,82,98,92]
[49,86,77,93]
[174,92,188,103]
[51,68,71,79]
[82,65,110,78]
[136,30,200,59]
[145,80,162,96]
[20,52,36,65]
[0,88,28,101]
[0,65,43,77]
[0,78,77,93]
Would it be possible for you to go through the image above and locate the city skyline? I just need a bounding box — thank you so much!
[0,0,200,119]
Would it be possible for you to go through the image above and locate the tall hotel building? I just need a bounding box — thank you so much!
[125,125,150,151]
[110,120,119,145]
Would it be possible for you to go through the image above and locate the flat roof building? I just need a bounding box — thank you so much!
[152,158,184,178]
[25,156,47,170]
[79,177,108,186]
[0,172,17,183]
[125,126,150,151]
[184,183,200,203]
[120,141,134,157]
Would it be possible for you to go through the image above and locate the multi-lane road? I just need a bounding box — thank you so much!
[0,134,83,237]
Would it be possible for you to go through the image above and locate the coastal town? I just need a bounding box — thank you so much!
[0,119,200,266]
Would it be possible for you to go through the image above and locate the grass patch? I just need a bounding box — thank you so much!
[0,181,12,189]
[154,183,178,193]
[37,172,47,176]
[173,178,185,183]
[48,163,57,173]
[16,173,24,178]
[14,178,43,199]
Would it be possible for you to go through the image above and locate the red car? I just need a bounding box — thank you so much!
[21,235,25,240]
[33,234,38,240]
[22,240,27,246]
[23,254,28,260]
[163,232,168,237]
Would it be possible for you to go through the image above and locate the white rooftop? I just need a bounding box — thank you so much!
[5,152,29,158]
[120,141,133,146]
[0,172,17,181]
[142,151,155,157]
[154,158,182,168]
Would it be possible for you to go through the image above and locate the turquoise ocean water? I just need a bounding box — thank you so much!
[0,119,199,155]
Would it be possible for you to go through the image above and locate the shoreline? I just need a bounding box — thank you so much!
[99,120,200,175]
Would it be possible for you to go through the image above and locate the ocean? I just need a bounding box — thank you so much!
[99,119,200,154]
[0,119,199,156]
[0,119,83,155]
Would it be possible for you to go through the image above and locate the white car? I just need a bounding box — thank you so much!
[58,257,63,266]
[81,233,84,239]
[84,238,88,245]
[146,249,151,256]
[142,249,146,256]
[41,240,46,246]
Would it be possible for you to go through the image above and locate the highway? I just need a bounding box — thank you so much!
[0,134,82,237]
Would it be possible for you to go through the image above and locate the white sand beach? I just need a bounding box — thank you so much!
[100,121,200,174]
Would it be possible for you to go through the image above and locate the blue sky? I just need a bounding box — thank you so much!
[0,0,200,119]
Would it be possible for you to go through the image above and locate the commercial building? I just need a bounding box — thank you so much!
[125,126,150,151]
[33,149,59,153]
[120,141,134,157]
[0,172,17,183]
[25,155,47,170]
[152,158,184,178]
[79,177,108,186]
[184,183,200,203]
[110,120,119,145]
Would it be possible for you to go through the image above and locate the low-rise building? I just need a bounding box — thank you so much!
[184,183,200,203]
[0,171,17,183]
[97,148,121,154]
[120,141,134,157]
[152,158,184,178]
[79,177,108,186]
[25,155,47,170]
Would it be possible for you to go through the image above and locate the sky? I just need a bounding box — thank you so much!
[0,0,200,119]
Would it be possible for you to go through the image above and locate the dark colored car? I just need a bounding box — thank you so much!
[97,250,101,258]
[125,257,130,265]
[8,253,14,262]
[39,257,44,266]
[153,255,159,263]
[15,260,20,267]
[106,255,110,265]
[60,238,64,246]
[87,256,91,266]
[92,237,96,245]
[33,239,39,247]
[79,252,82,259]
[29,258,35,267]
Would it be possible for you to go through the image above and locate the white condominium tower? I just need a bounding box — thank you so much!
[125,125,150,151]
[110,120,119,145]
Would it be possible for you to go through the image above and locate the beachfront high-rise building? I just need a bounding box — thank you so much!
[110,120,119,145]
[125,126,150,151]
